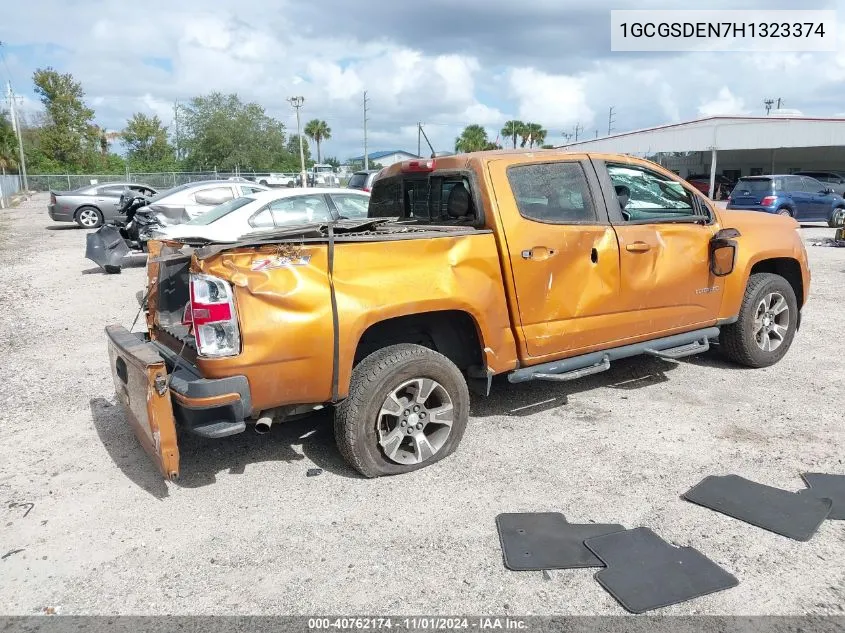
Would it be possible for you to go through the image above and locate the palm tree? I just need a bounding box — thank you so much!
[500,120,524,149]
[521,122,548,148]
[304,119,331,163]
[455,124,490,153]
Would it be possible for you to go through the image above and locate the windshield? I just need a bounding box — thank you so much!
[315,166,333,173]
[732,178,773,194]
[185,197,255,225]
[348,173,368,188]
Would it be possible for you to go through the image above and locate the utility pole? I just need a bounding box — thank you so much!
[763,99,775,115]
[287,96,307,187]
[608,106,616,136]
[173,100,181,161]
[6,81,28,191]
[363,91,369,170]
[574,123,583,142]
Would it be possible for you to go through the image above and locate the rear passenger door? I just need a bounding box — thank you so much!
[799,177,828,221]
[488,157,623,359]
[784,176,811,217]
[594,160,723,337]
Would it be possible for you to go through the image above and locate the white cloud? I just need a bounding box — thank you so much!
[697,87,751,117]
[508,67,593,128]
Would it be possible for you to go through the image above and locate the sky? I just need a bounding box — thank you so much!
[1,0,844,163]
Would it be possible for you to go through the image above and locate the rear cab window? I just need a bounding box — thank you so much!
[506,162,598,224]
[369,173,481,226]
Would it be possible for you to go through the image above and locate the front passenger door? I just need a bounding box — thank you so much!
[597,161,723,338]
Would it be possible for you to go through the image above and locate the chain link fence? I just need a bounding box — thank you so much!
[25,171,351,192]
[0,174,23,208]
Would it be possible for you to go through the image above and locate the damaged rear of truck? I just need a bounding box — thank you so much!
[106,215,517,479]
[106,151,810,479]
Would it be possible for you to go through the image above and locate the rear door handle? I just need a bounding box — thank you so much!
[521,246,556,261]
[626,241,651,253]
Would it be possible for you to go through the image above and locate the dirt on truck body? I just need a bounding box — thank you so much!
[105,150,811,479]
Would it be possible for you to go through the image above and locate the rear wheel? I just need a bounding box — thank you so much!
[829,206,844,228]
[334,344,470,478]
[719,273,798,368]
[259,180,268,186]
[75,206,103,228]
[777,207,792,217]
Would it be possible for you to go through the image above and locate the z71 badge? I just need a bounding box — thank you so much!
[250,255,312,271]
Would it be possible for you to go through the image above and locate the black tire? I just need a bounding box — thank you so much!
[776,207,792,217]
[829,207,844,228]
[75,206,103,228]
[286,181,295,188]
[334,344,470,478]
[259,180,268,186]
[719,273,799,368]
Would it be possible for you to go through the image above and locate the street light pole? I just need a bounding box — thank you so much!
[287,96,307,188]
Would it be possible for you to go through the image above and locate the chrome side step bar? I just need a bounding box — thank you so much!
[645,338,710,360]
[534,356,610,382]
[509,327,719,384]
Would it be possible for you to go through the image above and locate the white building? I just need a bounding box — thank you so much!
[557,115,845,197]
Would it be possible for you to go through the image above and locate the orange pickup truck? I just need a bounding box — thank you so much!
[106,151,810,479]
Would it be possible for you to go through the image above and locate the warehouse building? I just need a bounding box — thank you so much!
[557,115,845,198]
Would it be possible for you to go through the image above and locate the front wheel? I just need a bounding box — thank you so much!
[719,273,798,368]
[829,207,844,228]
[334,344,470,478]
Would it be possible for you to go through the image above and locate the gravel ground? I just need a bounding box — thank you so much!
[0,193,843,616]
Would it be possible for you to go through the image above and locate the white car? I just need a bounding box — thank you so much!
[256,173,298,188]
[151,188,371,243]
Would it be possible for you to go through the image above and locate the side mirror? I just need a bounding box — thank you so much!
[195,191,231,206]
[709,228,739,277]
[824,187,834,194]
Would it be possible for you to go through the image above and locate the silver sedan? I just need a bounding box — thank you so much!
[48,182,157,228]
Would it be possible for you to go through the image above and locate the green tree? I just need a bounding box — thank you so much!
[520,122,547,148]
[455,124,491,153]
[121,113,175,170]
[323,155,340,169]
[286,134,312,167]
[181,92,287,171]
[0,112,18,175]
[32,67,99,170]
[303,119,331,164]
[500,120,525,149]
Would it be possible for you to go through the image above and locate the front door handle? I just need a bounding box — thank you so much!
[521,246,556,261]
[626,241,651,253]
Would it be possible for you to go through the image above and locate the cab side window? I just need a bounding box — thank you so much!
[507,162,597,224]
[606,163,706,223]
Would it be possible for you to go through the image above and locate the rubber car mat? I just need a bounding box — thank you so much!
[584,527,738,614]
[800,473,845,520]
[683,474,832,541]
[496,512,625,570]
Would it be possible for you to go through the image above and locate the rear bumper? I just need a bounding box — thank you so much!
[48,205,74,222]
[153,340,252,438]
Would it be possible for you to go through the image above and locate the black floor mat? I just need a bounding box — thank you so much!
[800,473,845,520]
[683,474,832,541]
[496,512,624,570]
[584,527,738,614]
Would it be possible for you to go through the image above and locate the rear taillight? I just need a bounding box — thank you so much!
[363,187,370,192]
[761,196,777,206]
[187,273,240,357]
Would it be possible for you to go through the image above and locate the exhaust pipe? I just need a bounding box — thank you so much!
[254,408,286,434]
[255,413,274,434]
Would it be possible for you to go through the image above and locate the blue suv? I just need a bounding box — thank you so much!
[727,174,845,227]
